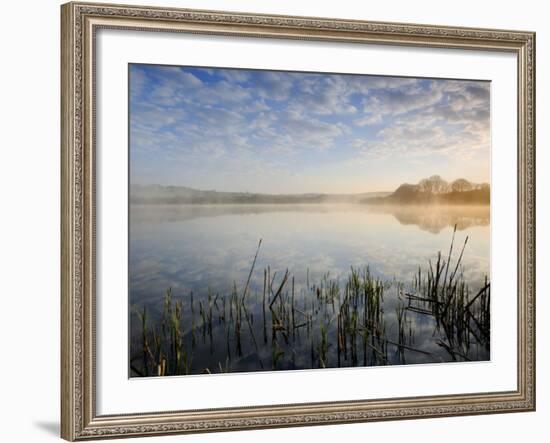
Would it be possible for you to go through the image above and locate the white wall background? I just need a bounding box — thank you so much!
[0,0,546,442]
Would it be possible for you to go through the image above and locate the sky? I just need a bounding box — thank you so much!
[129,64,490,194]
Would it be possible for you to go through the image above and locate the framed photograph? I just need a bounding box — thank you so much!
[61,1,536,440]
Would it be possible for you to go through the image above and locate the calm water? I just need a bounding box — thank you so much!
[129,204,490,376]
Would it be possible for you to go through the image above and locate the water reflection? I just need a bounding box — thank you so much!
[366,205,489,234]
[130,203,373,224]
[129,204,490,376]
[131,204,490,234]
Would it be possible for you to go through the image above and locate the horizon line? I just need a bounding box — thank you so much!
[131,178,491,196]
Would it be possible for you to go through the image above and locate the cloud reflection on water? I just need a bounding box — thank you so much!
[129,204,490,305]
[129,204,491,373]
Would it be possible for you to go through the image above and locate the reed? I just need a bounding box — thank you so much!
[131,227,490,377]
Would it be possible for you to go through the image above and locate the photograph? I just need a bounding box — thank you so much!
[55,1,536,440]
[128,64,491,377]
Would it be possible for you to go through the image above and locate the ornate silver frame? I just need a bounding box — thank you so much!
[61,2,536,440]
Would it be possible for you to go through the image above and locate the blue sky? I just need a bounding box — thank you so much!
[129,64,490,193]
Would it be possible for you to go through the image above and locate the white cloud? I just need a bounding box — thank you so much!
[218,69,250,83]
[287,75,357,115]
[129,67,148,98]
[253,71,294,101]
[195,80,251,104]
[355,114,382,126]
[362,83,444,116]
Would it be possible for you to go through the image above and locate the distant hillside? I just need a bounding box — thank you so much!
[366,176,490,205]
[130,185,390,205]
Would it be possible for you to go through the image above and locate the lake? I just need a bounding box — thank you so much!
[129,204,490,376]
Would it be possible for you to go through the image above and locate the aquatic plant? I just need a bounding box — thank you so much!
[130,226,490,376]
